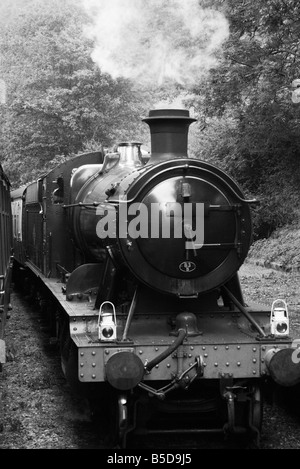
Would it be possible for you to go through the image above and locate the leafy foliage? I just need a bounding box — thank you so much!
[188,0,300,238]
[0,0,149,187]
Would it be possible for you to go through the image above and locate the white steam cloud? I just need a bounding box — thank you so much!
[82,0,229,86]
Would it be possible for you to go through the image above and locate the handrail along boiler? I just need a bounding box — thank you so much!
[11,109,298,446]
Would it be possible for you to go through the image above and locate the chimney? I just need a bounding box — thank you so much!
[143,109,196,164]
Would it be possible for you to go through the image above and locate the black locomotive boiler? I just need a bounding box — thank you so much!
[11,109,299,447]
[0,163,12,370]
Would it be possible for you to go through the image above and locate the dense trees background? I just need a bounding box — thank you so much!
[0,0,152,184]
[0,0,299,239]
[189,0,300,238]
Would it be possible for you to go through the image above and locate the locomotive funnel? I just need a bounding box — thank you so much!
[143,109,196,163]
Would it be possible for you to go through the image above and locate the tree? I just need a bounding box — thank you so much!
[0,0,149,187]
[188,0,300,238]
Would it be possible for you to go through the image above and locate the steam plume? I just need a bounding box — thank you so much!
[82,0,229,86]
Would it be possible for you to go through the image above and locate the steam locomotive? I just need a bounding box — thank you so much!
[11,109,299,448]
[0,163,12,371]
